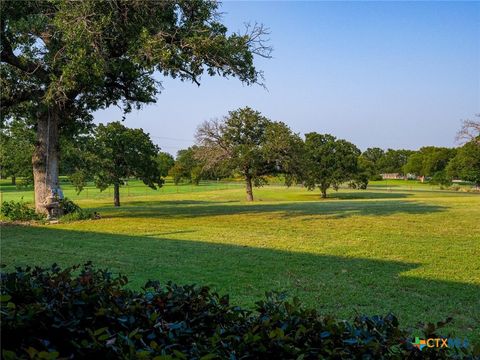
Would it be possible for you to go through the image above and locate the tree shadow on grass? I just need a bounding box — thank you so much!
[102,199,447,220]
[300,191,413,200]
[2,225,478,339]
[124,199,240,206]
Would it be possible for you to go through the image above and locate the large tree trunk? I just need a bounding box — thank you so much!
[114,182,121,207]
[32,108,61,215]
[11,176,16,186]
[320,184,328,199]
[245,175,254,202]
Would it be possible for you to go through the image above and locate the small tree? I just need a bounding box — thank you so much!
[195,107,302,201]
[302,133,360,198]
[93,122,163,206]
[60,129,97,194]
[156,152,175,178]
[0,118,35,186]
[169,147,203,185]
[447,140,480,187]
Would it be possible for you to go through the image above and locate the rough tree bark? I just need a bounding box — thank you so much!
[114,182,121,207]
[32,108,61,215]
[245,174,254,202]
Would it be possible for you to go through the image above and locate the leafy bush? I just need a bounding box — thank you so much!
[57,198,98,222]
[59,197,81,215]
[60,209,97,222]
[1,264,476,359]
[0,200,42,221]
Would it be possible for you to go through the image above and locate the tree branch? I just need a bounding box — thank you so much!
[0,88,46,110]
[0,33,49,81]
[456,115,480,145]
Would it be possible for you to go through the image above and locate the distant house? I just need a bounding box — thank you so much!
[381,173,405,180]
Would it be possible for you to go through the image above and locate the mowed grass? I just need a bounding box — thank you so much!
[1,179,480,340]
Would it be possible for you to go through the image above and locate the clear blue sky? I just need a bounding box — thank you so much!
[94,1,480,156]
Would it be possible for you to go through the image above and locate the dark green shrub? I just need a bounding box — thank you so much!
[0,200,41,221]
[60,209,97,222]
[59,197,81,214]
[1,264,476,359]
[57,198,97,222]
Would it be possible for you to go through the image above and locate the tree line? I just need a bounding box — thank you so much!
[2,108,479,206]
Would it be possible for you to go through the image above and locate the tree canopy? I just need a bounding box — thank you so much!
[0,118,35,185]
[447,140,480,186]
[1,0,271,115]
[403,146,456,179]
[169,147,204,186]
[377,149,413,174]
[302,133,360,198]
[93,122,163,207]
[156,152,175,178]
[195,107,302,201]
[456,114,480,145]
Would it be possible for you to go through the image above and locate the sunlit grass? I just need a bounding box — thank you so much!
[1,179,479,339]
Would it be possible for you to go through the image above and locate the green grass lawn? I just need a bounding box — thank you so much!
[1,179,479,340]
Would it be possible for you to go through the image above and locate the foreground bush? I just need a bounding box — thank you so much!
[0,200,42,221]
[0,199,96,222]
[1,264,476,359]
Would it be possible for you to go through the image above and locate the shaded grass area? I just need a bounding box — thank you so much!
[103,199,447,221]
[2,181,480,339]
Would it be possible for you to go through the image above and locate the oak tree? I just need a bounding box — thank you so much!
[302,133,360,198]
[1,0,270,213]
[93,122,162,207]
[195,107,302,201]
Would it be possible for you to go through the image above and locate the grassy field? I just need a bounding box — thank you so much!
[1,179,479,340]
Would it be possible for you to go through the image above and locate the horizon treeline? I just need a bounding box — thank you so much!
[1,107,479,203]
